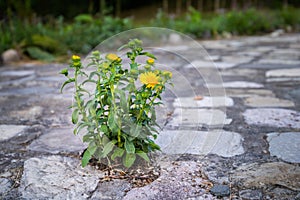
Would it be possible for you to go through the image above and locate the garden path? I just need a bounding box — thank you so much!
[1,33,300,199]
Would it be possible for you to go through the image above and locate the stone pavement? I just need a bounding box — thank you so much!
[0,33,300,199]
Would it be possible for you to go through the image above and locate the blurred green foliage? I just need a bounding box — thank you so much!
[0,14,132,61]
[151,6,300,38]
[0,6,300,62]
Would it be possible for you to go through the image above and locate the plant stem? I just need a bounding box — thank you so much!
[74,69,88,122]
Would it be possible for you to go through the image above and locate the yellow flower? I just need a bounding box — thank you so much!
[106,53,121,62]
[140,72,159,89]
[72,55,80,61]
[147,58,155,65]
[163,70,172,78]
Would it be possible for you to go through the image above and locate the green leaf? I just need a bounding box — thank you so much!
[130,124,142,138]
[140,52,156,59]
[102,140,116,157]
[125,139,135,154]
[82,134,93,142]
[59,68,68,76]
[82,145,97,167]
[130,63,138,70]
[118,44,128,51]
[108,111,119,133]
[100,125,108,133]
[123,153,136,168]
[72,109,79,124]
[148,140,161,151]
[137,152,150,162]
[116,89,128,113]
[60,78,75,92]
[111,148,124,161]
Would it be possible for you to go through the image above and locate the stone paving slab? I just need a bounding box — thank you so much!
[243,108,300,129]
[266,68,300,78]
[184,60,236,69]
[19,156,104,200]
[207,81,264,88]
[123,161,216,200]
[225,89,275,98]
[0,124,28,141]
[167,108,232,128]
[173,96,234,108]
[267,132,300,163]
[258,59,300,65]
[28,128,86,154]
[156,130,244,157]
[244,96,295,107]
[231,162,300,191]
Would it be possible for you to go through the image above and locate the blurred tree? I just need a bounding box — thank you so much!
[197,0,203,11]
[176,0,182,15]
[116,0,121,17]
[163,0,168,13]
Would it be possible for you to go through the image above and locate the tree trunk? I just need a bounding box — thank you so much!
[231,0,237,10]
[186,0,191,10]
[163,0,168,14]
[116,0,121,17]
[100,0,106,16]
[214,0,220,12]
[176,0,181,15]
[88,0,94,14]
[197,0,203,11]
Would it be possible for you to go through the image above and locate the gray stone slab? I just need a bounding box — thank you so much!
[220,68,259,77]
[123,161,216,200]
[0,70,35,77]
[221,55,254,65]
[207,81,264,89]
[90,180,131,200]
[214,62,237,69]
[244,96,295,107]
[266,68,300,78]
[28,128,86,154]
[231,162,300,191]
[243,108,300,128]
[201,41,232,50]
[258,59,300,65]
[266,77,300,82]
[0,178,12,194]
[184,60,236,69]
[267,132,300,163]
[204,55,221,61]
[156,130,244,157]
[0,87,56,96]
[0,124,28,141]
[236,51,262,57]
[168,108,232,128]
[226,89,275,98]
[173,96,234,108]
[289,88,300,101]
[240,62,300,69]
[9,106,43,122]
[239,189,263,200]
[19,156,104,200]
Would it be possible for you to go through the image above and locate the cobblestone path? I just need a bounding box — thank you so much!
[0,33,300,199]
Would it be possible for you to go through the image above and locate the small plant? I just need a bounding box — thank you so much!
[60,39,172,168]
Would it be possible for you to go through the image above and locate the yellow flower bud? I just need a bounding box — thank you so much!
[106,53,120,62]
[163,70,172,78]
[144,65,151,70]
[72,55,80,61]
[147,58,155,65]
